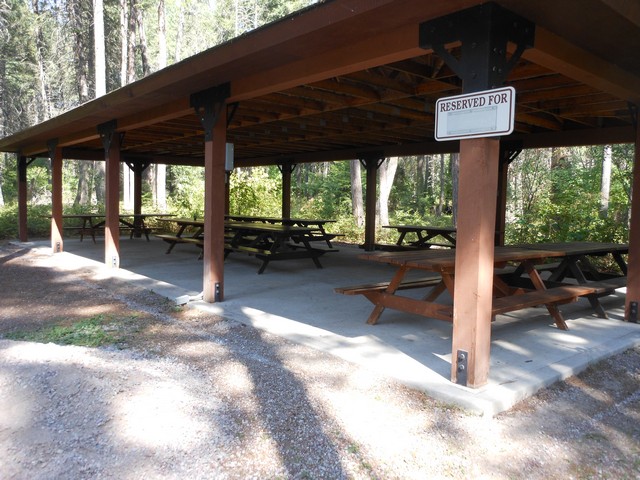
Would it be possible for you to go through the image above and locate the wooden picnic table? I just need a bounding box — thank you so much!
[337,245,615,330]
[60,213,173,242]
[225,215,341,247]
[513,241,628,318]
[60,214,104,243]
[119,213,175,240]
[155,218,205,255]
[224,221,332,273]
[156,218,334,273]
[382,224,456,249]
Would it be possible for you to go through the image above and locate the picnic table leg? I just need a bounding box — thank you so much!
[366,265,408,325]
[299,237,323,269]
[423,280,447,301]
[524,260,569,330]
[89,218,97,243]
[613,251,627,275]
[257,257,270,274]
[567,257,608,319]
[79,218,86,242]
[396,231,407,246]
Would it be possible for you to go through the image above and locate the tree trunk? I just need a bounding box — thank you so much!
[0,57,5,207]
[416,155,426,200]
[32,0,51,121]
[120,0,128,86]
[74,161,92,206]
[600,144,612,219]
[135,2,150,76]
[127,0,136,83]
[451,153,459,226]
[436,153,445,216]
[93,0,106,96]
[158,0,167,69]
[378,157,398,226]
[350,160,364,227]
[175,0,184,61]
[0,157,4,207]
[155,0,167,211]
[94,161,105,204]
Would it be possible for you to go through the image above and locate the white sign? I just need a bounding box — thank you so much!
[434,86,515,141]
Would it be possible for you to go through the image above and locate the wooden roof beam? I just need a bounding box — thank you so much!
[230,24,425,102]
[521,26,640,103]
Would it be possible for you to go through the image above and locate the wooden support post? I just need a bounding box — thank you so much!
[133,163,142,218]
[99,121,121,268]
[193,84,230,303]
[17,154,28,242]
[225,172,231,216]
[421,3,534,387]
[126,160,149,237]
[361,154,384,251]
[280,162,295,219]
[495,142,522,246]
[48,141,63,253]
[626,111,640,321]
[451,138,500,387]
[495,160,508,246]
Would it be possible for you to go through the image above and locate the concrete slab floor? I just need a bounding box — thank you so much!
[23,237,640,416]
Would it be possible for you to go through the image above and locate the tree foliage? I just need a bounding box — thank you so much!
[0,1,636,246]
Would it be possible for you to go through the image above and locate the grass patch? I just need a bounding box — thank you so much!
[4,314,133,347]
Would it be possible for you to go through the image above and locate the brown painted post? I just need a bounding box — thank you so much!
[132,161,145,237]
[361,155,383,251]
[17,155,28,242]
[451,138,500,387]
[100,122,121,268]
[193,84,230,303]
[133,164,142,217]
[203,111,227,302]
[281,162,293,219]
[494,143,522,246]
[49,142,63,253]
[225,172,231,216]
[495,157,509,246]
[626,115,640,321]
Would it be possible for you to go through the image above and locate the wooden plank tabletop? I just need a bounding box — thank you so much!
[517,241,628,255]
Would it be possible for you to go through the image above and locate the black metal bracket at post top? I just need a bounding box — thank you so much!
[191,83,231,141]
[97,120,118,152]
[46,139,59,160]
[18,155,37,182]
[124,159,152,173]
[277,160,296,174]
[358,152,386,170]
[500,140,523,165]
[419,2,535,93]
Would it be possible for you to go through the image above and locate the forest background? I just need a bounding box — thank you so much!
[0,0,635,246]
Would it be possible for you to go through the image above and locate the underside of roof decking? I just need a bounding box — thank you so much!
[1,0,639,166]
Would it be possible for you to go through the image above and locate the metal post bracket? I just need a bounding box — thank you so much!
[419,2,535,92]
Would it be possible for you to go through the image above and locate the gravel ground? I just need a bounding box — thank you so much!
[1,243,640,479]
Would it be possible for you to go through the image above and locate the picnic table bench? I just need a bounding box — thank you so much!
[336,243,628,329]
[376,225,456,251]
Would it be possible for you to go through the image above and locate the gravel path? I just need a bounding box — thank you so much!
[1,244,640,479]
